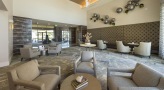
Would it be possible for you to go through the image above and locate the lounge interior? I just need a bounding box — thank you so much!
[0,0,164,90]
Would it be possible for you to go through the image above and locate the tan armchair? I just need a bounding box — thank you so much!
[48,44,62,55]
[116,41,131,53]
[24,44,39,52]
[107,63,164,90]
[97,40,107,50]
[134,42,151,58]
[74,51,97,77]
[20,48,40,61]
[78,39,84,46]
[7,60,61,90]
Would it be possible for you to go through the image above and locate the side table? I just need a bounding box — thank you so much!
[60,73,101,90]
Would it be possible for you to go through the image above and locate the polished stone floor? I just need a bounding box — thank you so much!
[0,46,164,90]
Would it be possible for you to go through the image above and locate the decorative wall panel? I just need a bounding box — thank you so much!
[88,21,160,52]
[13,16,32,55]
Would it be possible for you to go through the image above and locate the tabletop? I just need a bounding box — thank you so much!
[80,44,96,47]
[127,43,139,46]
[60,73,101,90]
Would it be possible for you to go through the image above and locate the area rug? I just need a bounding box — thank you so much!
[0,47,164,90]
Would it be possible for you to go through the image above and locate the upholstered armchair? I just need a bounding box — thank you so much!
[97,40,107,50]
[7,60,61,90]
[24,44,39,52]
[48,44,62,55]
[74,51,97,77]
[107,63,164,90]
[134,42,151,58]
[20,48,40,61]
[78,39,84,46]
[116,41,131,53]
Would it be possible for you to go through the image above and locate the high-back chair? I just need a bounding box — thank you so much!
[134,42,151,57]
[97,40,107,50]
[74,51,97,77]
[116,41,131,53]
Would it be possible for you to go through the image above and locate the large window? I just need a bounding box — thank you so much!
[32,29,54,43]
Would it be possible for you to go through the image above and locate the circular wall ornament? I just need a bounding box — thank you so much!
[116,7,123,13]
[127,4,135,10]
[105,15,109,19]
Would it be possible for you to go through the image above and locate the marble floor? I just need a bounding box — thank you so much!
[0,46,164,90]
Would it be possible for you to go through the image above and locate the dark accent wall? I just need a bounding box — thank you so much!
[54,27,62,42]
[13,16,32,55]
[88,21,159,53]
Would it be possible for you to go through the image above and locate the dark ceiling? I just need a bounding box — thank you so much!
[70,0,84,5]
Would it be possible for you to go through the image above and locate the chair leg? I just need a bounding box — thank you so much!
[21,58,23,61]
[57,53,58,56]
[60,51,61,54]
[149,56,151,59]
[58,83,61,89]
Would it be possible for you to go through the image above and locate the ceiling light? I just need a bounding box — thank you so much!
[55,25,58,26]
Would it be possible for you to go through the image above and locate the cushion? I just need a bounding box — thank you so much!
[119,87,160,90]
[76,62,94,75]
[132,64,162,87]
[49,42,56,47]
[81,51,94,62]
[16,60,40,81]
[34,74,60,90]
[108,77,137,90]
[157,77,164,89]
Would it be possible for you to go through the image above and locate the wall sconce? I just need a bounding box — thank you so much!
[9,19,14,30]
[116,0,144,14]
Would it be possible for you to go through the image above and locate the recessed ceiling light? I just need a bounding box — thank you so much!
[55,25,58,26]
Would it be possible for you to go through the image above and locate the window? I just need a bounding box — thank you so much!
[32,29,54,43]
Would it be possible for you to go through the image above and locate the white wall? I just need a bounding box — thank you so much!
[13,0,87,25]
[87,0,160,29]
[0,0,13,67]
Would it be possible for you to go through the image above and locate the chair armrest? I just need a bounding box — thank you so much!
[38,66,61,76]
[15,80,45,90]
[107,68,135,77]
[119,87,160,90]
[74,56,81,73]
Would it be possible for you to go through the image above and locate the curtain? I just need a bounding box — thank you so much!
[159,2,164,59]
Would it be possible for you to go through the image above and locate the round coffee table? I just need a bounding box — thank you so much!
[60,73,101,90]
[80,44,96,51]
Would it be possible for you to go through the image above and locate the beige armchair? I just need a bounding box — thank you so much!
[97,40,107,50]
[7,60,61,90]
[24,44,39,51]
[134,42,151,58]
[48,44,62,55]
[107,63,164,90]
[20,48,40,61]
[74,51,97,77]
[78,39,84,46]
[116,41,131,53]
